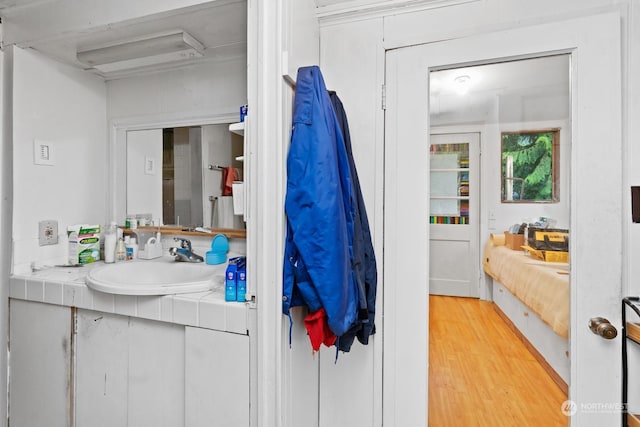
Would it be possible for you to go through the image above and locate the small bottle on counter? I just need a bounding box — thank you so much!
[115,238,126,262]
[129,237,138,259]
[124,236,133,260]
[104,222,117,263]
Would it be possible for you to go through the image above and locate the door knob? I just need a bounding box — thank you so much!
[589,317,618,339]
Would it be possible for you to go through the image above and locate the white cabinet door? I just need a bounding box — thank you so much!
[9,299,72,427]
[185,327,250,427]
[74,310,129,426]
[127,317,185,427]
[75,309,185,427]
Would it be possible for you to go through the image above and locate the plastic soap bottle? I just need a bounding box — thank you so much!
[104,222,117,263]
[130,237,138,259]
[115,238,126,262]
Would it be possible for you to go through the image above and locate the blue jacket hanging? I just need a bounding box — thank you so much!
[283,66,358,338]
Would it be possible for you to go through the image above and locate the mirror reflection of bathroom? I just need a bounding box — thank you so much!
[126,124,244,229]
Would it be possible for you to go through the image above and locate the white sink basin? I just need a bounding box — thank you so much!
[85,258,224,295]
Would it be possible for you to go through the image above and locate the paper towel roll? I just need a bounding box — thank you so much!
[213,196,235,229]
[490,233,506,246]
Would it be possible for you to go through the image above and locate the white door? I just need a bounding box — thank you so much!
[429,133,480,297]
[384,13,621,426]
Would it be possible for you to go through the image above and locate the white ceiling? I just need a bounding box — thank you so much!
[430,55,571,126]
[0,0,571,104]
[0,0,248,79]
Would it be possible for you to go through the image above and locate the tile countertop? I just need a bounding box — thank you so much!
[9,258,250,335]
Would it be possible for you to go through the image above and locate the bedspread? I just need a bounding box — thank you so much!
[483,236,569,339]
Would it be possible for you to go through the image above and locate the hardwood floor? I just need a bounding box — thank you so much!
[429,295,568,426]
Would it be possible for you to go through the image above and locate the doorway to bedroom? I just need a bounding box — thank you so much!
[428,55,571,424]
[384,13,622,426]
[428,55,571,300]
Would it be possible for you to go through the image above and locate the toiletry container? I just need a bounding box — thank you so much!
[125,215,137,229]
[130,237,138,259]
[225,260,238,301]
[206,234,230,265]
[104,222,117,263]
[115,238,126,262]
[236,258,247,302]
[124,236,133,260]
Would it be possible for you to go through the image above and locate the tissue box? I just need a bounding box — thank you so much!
[504,232,525,251]
[68,224,101,264]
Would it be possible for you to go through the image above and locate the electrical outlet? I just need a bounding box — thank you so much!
[39,220,58,246]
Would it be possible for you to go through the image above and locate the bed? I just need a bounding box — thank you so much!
[483,233,570,391]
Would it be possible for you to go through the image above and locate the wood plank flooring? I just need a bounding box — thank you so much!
[429,295,568,426]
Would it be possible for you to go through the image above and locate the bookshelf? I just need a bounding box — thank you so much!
[430,142,470,224]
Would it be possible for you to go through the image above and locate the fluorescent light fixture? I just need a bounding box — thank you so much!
[77,31,204,73]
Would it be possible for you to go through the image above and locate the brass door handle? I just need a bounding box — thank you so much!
[589,317,618,339]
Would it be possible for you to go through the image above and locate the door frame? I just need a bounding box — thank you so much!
[384,12,621,426]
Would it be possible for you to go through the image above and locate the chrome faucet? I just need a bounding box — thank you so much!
[169,237,204,263]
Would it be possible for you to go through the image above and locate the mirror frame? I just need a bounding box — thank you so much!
[109,110,245,236]
[501,128,560,203]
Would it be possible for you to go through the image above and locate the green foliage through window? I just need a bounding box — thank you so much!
[501,130,559,202]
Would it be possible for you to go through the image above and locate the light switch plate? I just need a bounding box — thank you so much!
[39,220,58,246]
[34,139,55,166]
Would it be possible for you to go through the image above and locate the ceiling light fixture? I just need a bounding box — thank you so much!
[454,74,471,95]
[77,31,204,73]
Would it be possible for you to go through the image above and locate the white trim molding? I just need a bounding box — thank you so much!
[316,0,480,25]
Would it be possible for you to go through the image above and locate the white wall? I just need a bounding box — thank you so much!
[107,58,247,120]
[126,129,163,221]
[280,11,385,426]
[12,47,108,273]
[296,16,384,427]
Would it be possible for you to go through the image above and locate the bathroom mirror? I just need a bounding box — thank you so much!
[126,124,244,229]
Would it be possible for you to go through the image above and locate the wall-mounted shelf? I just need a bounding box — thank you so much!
[123,225,246,239]
[229,122,245,136]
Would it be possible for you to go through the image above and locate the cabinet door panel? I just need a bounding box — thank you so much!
[75,310,129,427]
[128,317,185,427]
[9,300,71,427]
[185,327,249,427]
